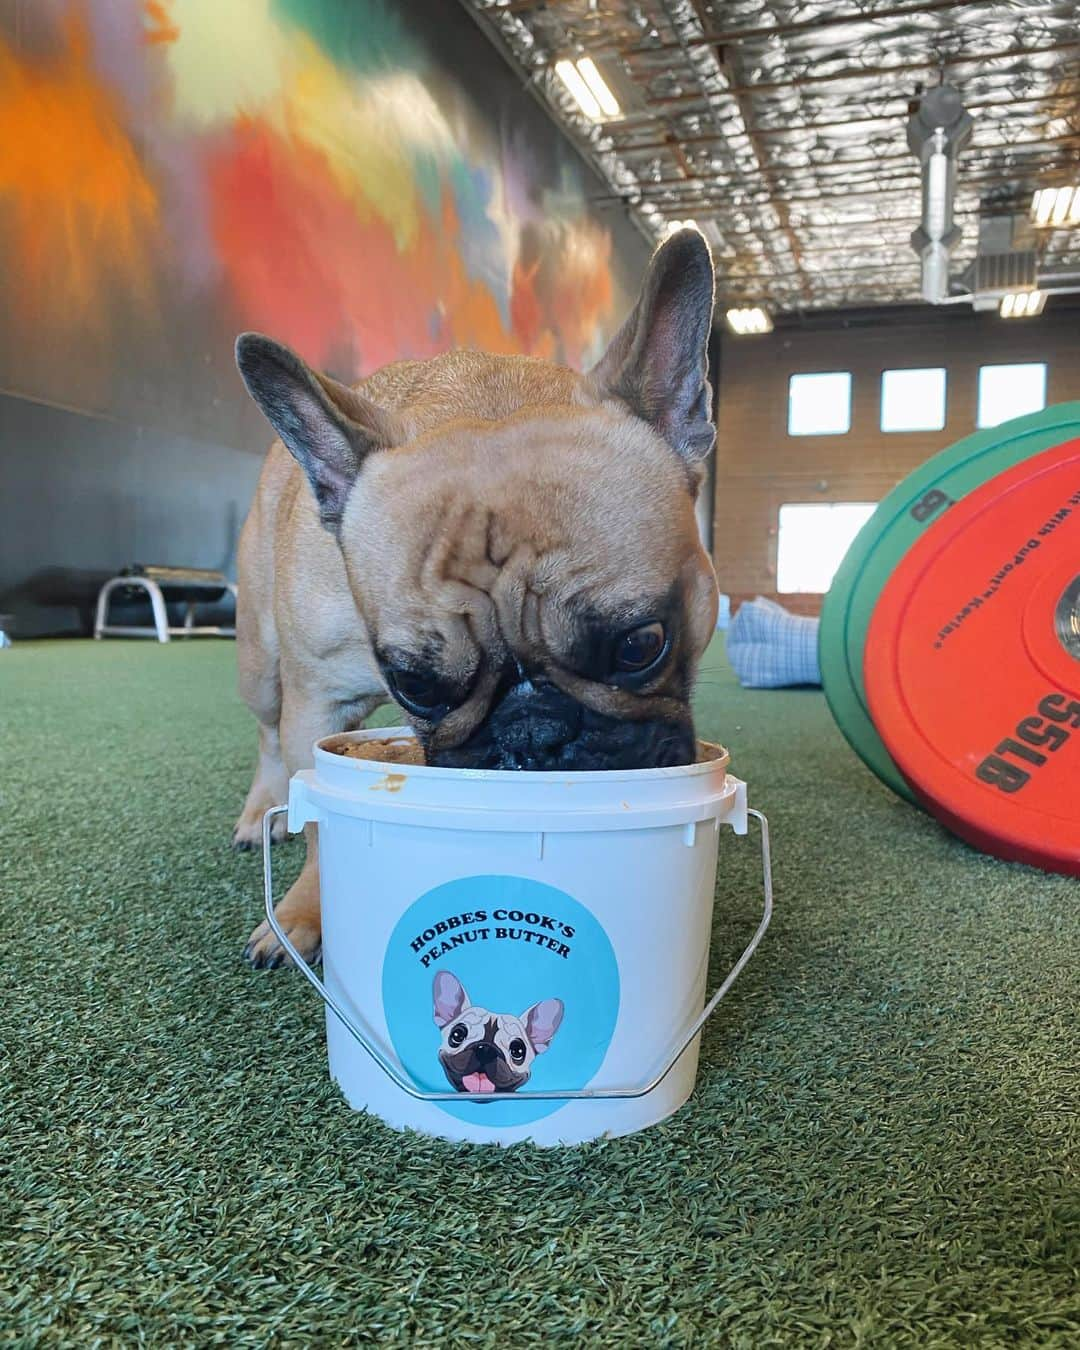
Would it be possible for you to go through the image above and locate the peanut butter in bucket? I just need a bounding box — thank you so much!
[332,737,427,766]
[329,737,725,769]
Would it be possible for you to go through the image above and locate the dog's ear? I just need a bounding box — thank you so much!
[521,997,563,1054]
[433,970,470,1028]
[588,227,716,463]
[236,333,404,532]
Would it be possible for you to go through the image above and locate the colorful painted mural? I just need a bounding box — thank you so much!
[0,0,636,439]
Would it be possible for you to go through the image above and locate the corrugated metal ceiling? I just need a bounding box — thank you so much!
[463,0,1080,313]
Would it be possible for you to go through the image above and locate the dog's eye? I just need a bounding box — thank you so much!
[387,669,450,719]
[509,1038,527,1064]
[613,622,667,674]
[448,1023,468,1048]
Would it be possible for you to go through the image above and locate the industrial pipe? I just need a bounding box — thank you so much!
[907,84,974,304]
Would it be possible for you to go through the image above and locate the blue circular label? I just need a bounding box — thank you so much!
[381,875,620,1126]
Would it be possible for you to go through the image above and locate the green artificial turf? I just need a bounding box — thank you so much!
[1,638,1076,1346]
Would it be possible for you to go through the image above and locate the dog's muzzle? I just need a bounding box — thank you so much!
[440,1038,524,1095]
[430,678,695,772]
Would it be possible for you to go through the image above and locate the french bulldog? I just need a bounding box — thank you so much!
[232,227,719,968]
[433,970,563,1095]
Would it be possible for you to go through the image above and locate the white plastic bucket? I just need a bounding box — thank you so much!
[262,727,772,1147]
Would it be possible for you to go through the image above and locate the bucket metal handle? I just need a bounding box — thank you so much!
[260,804,773,1102]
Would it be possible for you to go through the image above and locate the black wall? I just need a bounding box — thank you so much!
[0,395,254,635]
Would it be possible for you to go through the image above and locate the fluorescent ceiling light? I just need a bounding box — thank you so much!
[554,58,619,121]
[1052,185,1074,225]
[575,57,620,119]
[999,290,1046,318]
[554,60,601,120]
[1032,188,1056,225]
[1031,185,1080,226]
[726,306,773,335]
[664,218,699,236]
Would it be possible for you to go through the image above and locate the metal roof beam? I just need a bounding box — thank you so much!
[646,40,1080,105]
[625,0,1074,54]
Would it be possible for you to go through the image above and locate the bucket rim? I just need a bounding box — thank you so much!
[314,726,730,784]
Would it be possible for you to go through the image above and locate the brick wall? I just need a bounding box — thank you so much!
[711,303,1080,615]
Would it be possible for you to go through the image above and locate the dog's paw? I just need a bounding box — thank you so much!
[231,809,288,852]
[243,915,321,971]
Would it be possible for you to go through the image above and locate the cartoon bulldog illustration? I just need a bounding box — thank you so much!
[432,969,563,1095]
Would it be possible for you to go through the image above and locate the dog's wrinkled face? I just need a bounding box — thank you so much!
[346,407,717,770]
[236,229,719,770]
[433,970,563,1095]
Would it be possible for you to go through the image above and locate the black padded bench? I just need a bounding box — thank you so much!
[94,565,237,643]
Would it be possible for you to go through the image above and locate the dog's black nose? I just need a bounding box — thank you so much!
[473,1042,498,1066]
[494,682,582,769]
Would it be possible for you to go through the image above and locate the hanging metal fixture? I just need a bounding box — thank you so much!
[906,85,973,303]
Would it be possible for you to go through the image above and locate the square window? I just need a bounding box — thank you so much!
[788,372,852,436]
[777,502,877,594]
[880,367,947,432]
[976,363,1047,429]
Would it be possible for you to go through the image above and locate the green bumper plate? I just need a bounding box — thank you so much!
[819,402,1080,802]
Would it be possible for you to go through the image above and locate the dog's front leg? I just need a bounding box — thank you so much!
[242,689,349,970]
[232,720,290,851]
[244,822,323,970]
